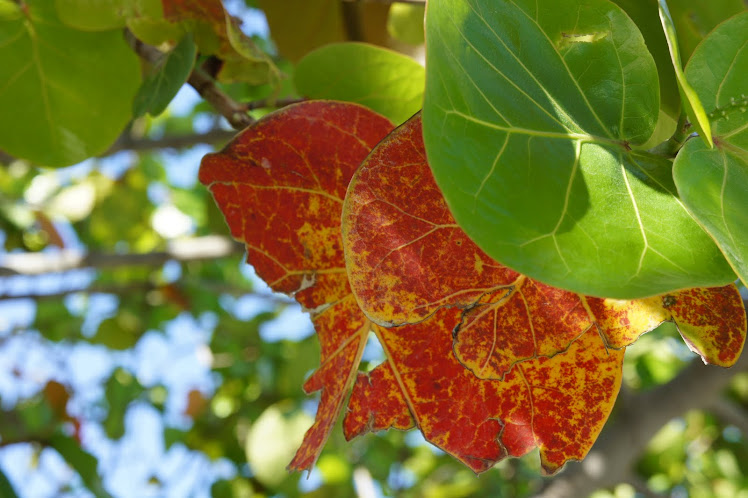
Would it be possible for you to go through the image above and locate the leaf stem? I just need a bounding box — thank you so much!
[124,30,255,129]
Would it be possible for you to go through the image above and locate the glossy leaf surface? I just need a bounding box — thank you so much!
[674,11,748,287]
[0,1,139,166]
[422,0,735,298]
[295,42,425,124]
[199,101,394,471]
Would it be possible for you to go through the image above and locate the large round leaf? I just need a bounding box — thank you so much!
[422,0,735,298]
[0,1,139,166]
[673,11,748,286]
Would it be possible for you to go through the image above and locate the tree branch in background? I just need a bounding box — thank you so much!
[537,348,748,498]
[105,128,238,156]
[0,236,243,276]
[124,30,255,129]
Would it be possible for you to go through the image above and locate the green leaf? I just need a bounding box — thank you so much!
[133,33,196,118]
[674,11,748,287]
[0,2,139,166]
[295,42,425,124]
[658,0,713,148]
[54,0,129,31]
[91,312,142,350]
[667,0,746,62]
[50,433,112,498]
[610,0,680,147]
[422,0,735,298]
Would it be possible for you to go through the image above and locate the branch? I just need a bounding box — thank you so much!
[105,128,238,156]
[0,236,244,276]
[536,347,748,498]
[125,30,254,129]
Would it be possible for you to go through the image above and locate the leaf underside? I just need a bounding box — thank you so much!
[422,0,735,298]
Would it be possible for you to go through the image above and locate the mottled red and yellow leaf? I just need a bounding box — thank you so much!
[341,113,746,473]
[345,313,623,474]
[199,101,393,471]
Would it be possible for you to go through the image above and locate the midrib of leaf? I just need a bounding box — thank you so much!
[209,181,344,205]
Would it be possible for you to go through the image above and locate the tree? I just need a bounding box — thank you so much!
[0,0,747,497]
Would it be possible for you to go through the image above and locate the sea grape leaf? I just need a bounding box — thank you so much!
[673,11,748,287]
[658,0,713,148]
[161,0,280,85]
[346,320,624,474]
[199,101,394,471]
[295,42,425,125]
[0,1,139,166]
[133,33,196,118]
[667,0,746,62]
[342,113,745,472]
[422,0,736,298]
[610,0,679,147]
[54,0,129,30]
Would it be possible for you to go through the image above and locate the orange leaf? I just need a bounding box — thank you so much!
[199,101,393,471]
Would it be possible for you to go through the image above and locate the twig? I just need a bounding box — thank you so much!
[105,129,238,155]
[124,30,254,129]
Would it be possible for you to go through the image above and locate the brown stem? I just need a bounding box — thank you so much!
[124,30,254,129]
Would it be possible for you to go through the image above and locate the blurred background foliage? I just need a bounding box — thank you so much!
[0,0,747,497]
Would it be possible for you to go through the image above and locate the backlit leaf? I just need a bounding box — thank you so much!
[0,1,139,166]
[54,0,129,30]
[422,0,735,298]
[673,11,748,287]
[295,42,425,125]
[342,113,745,472]
[658,0,713,148]
[199,101,394,471]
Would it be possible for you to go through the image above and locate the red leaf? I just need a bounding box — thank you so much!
[199,101,393,471]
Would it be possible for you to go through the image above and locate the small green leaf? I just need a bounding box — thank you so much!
[132,33,197,118]
[674,11,748,286]
[658,0,713,148]
[295,42,424,124]
[50,433,112,498]
[0,2,139,166]
[423,0,735,298]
